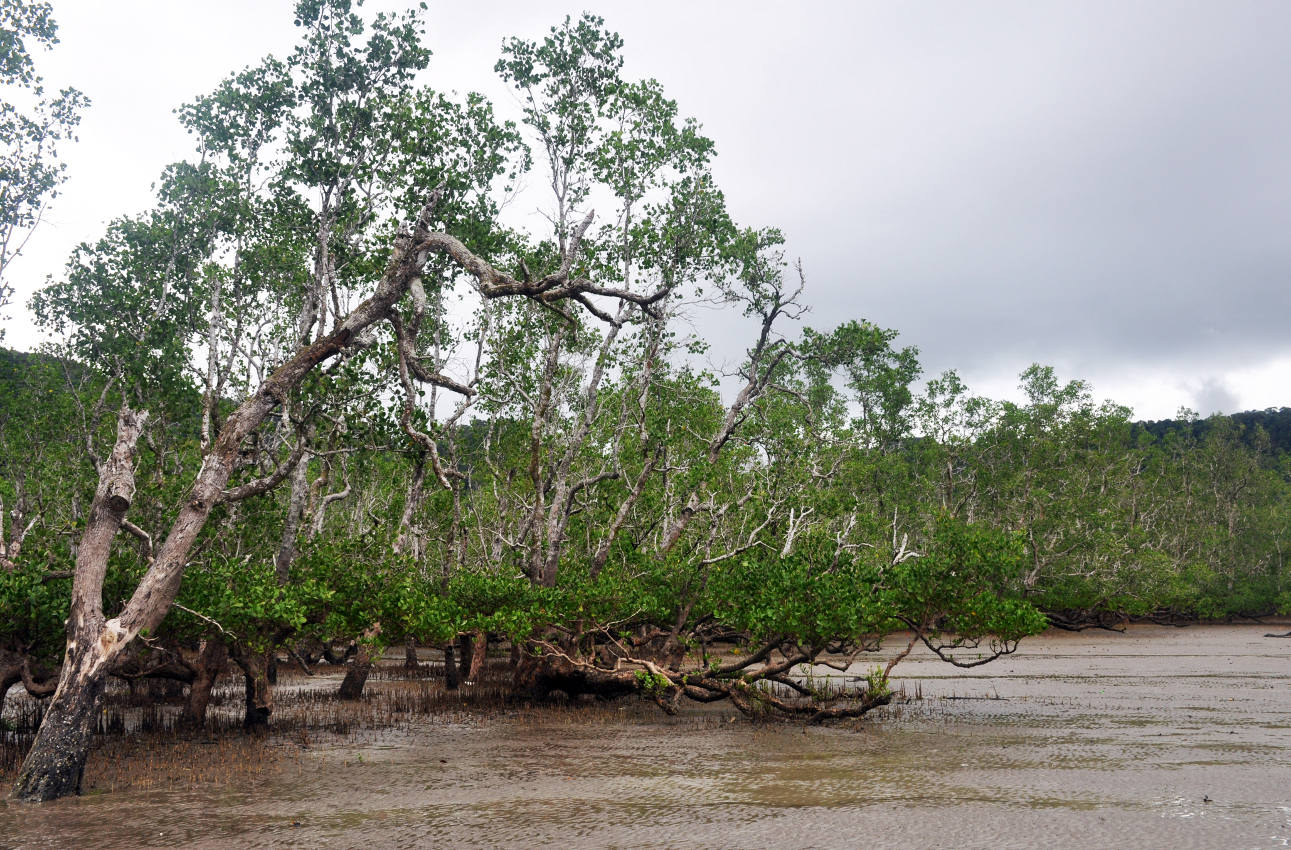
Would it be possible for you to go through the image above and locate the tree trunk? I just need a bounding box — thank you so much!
[13,198,618,802]
[403,638,420,669]
[393,454,427,557]
[11,407,146,802]
[464,630,487,683]
[234,650,273,730]
[274,456,311,584]
[443,641,459,691]
[457,632,474,682]
[180,638,228,728]
[337,646,375,700]
[338,624,380,700]
[13,258,407,800]
[10,647,108,801]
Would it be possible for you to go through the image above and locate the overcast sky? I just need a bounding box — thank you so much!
[4,0,1289,420]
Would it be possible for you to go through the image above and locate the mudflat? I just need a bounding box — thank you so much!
[2,624,1288,849]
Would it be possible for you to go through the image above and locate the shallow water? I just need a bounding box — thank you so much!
[2,624,1289,849]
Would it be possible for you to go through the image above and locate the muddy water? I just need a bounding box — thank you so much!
[2,625,1289,849]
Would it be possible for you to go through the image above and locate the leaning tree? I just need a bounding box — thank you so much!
[12,4,1055,801]
[10,2,692,802]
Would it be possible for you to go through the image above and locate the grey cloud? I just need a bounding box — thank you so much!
[12,1,1289,421]
[1193,377,1240,416]
[610,1,1291,412]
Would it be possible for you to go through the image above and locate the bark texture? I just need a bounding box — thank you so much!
[463,630,487,683]
[11,407,145,802]
[234,650,273,729]
[9,661,106,800]
[180,638,228,728]
[337,624,381,700]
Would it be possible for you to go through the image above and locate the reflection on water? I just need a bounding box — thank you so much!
[1,625,1289,849]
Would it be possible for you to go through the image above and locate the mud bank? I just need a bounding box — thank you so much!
[1,624,1288,849]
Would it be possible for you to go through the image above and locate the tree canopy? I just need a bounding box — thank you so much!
[2,0,1287,803]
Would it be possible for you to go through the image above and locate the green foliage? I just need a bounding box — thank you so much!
[0,0,88,339]
[175,556,322,654]
[707,553,887,646]
[3,6,1288,726]
[633,668,671,696]
[802,319,922,449]
[0,563,67,661]
[863,666,891,700]
[887,517,1047,641]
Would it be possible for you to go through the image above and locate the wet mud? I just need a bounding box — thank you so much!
[1,624,1288,849]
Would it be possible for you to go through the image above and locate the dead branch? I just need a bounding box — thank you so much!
[221,429,310,503]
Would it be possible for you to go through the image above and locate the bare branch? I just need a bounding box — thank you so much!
[389,313,476,397]
[120,520,153,564]
[173,602,239,641]
[220,430,310,503]
[414,225,679,319]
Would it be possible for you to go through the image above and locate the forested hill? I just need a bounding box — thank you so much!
[0,348,101,427]
[0,348,80,421]
[1135,407,1291,454]
[1,347,64,384]
[8,346,1286,454]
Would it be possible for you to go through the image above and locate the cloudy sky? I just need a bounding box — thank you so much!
[5,0,1289,419]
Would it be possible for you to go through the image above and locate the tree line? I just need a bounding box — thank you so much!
[0,0,1286,802]
[1135,408,1291,455]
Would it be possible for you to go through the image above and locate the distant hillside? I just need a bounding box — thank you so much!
[0,347,83,412]
[1134,407,1291,454]
[0,346,65,381]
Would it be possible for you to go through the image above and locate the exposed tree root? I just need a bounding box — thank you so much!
[514,633,895,724]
